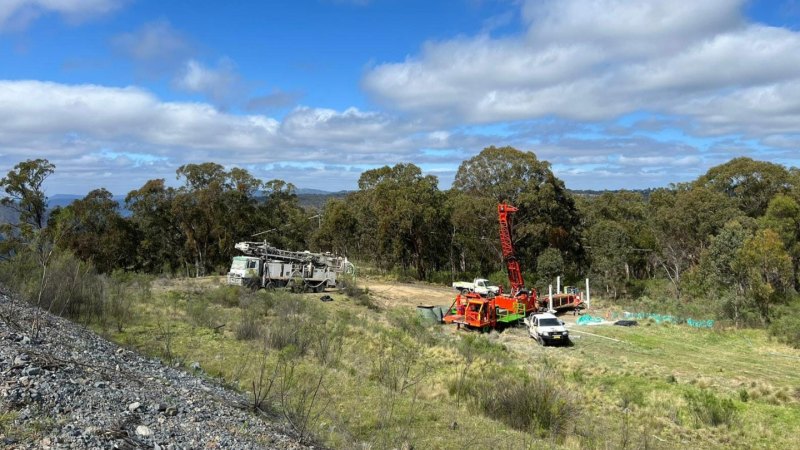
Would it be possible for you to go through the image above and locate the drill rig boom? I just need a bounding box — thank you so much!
[498,203,525,295]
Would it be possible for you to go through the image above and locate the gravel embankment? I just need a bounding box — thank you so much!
[0,290,310,449]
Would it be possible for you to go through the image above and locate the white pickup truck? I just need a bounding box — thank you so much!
[524,313,570,346]
[452,278,500,296]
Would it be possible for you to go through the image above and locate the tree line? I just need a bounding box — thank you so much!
[2,146,799,342]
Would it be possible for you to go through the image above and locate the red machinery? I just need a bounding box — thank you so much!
[443,203,540,331]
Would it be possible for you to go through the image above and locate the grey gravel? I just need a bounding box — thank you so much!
[0,288,311,449]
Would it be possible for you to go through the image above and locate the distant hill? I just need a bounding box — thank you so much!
[568,188,657,199]
[49,194,128,209]
[295,188,337,195]
[0,188,658,222]
[297,191,351,209]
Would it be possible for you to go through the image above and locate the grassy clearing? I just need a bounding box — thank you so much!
[96,277,800,449]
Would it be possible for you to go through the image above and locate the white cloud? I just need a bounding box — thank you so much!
[0,0,123,30]
[175,59,244,108]
[112,19,192,74]
[280,106,421,153]
[362,0,800,140]
[522,0,744,48]
[0,80,453,192]
[617,155,700,167]
[0,81,280,150]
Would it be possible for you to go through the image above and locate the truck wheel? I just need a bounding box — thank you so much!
[246,279,259,291]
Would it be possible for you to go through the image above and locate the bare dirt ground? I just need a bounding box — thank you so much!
[361,280,457,309]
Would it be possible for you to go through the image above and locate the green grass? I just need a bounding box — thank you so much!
[95,278,800,449]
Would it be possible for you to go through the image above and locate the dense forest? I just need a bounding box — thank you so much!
[2,146,799,345]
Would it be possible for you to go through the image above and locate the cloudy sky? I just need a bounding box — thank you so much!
[1,0,799,195]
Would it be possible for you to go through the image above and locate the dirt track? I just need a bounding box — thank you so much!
[361,280,457,309]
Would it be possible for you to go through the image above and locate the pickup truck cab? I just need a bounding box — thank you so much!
[452,278,500,296]
[524,313,570,346]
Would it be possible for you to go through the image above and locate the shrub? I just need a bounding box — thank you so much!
[451,366,578,439]
[339,279,378,310]
[264,316,311,355]
[455,334,508,363]
[388,309,435,345]
[369,331,422,392]
[769,303,800,348]
[104,271,152,331]
[472,370,578,439]
[203,285,241,307]
[186,297,214,328]
[235,308,263,341]
[685,390,738,427]
[311,320,346,366]
[738,388,749,403]
[0,250,107,322]
[618,385,646,409]
[666,374,677,384]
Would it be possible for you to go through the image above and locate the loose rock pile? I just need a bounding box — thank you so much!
[0,290,309,449]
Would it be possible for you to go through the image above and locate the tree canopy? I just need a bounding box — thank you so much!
[3,149,800,335]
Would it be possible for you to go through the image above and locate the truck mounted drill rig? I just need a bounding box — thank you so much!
[226,241,355,292]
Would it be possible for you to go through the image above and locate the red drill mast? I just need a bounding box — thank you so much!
[498,203,525,295]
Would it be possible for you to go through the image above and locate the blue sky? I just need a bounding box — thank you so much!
[1,0,799,195]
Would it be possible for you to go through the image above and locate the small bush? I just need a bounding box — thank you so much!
[685,390,738,427]
[0,250,128,325]
[310,320,346,366]
[264,316,311,355]
[273,294,308,318]
[473,370,578,439]
[666,374,677,384]
[186,297,214,328]
[340,280,378,310]
[388,309,435,345]
[769,303,800,348]
[203,285,241,307]
[455,334,508,363]
[451,366,578,439]
[235,308,263,341]
[738,388,749,403]
[104,271,152,331]
[618,385,646,409]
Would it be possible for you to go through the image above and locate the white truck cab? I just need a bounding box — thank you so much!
[451,278,501,296]
[524,312,570,346]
